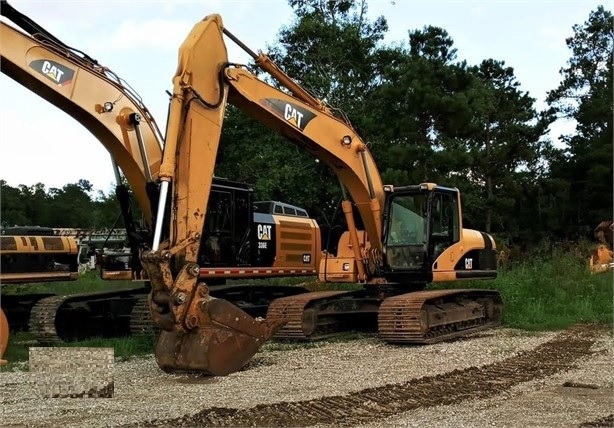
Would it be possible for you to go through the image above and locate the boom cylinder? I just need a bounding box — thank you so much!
[341,200,367,281]
[130,113,153,182]
[222,27,328,113]
[152,181,169,251]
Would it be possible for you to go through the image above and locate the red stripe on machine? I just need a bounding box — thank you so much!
[200,268,316,276]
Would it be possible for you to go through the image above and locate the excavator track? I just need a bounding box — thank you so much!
[28,295,65,345]
[21,284,313,344]
[129,295,157,336]
[378,289,503,344]
[129,284,311,337]
[266,290,380,340]
[28,287,148,345]
[1,293,54,332]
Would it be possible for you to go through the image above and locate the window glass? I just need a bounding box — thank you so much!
[387,195,426,245]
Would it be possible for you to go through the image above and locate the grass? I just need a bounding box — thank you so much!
[1,270,138,296]
[1,247,612,369]
[1,332,157,371]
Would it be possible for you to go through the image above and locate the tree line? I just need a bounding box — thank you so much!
[2,1,612,249]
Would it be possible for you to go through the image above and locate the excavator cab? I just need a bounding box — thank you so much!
[383,183,497,284]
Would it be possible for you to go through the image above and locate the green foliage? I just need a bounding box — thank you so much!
[268,0,388,113]
[1,270,136,296]
[464,59,550,233]
[497,258,612,330]
[0,179,124,229]
[546,5,613,228]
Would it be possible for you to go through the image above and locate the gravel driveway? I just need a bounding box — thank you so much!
[1,324,612,428]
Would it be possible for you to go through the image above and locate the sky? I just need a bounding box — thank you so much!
[0,0,607,194]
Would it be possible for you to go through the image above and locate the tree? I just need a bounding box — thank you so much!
[364,26,549,234]
[268,0,388,115]
[1,180,29,226]
[216,0,392,228]
[466,59,550,233]
[364,27,480,200]
[0,179,121,229]
[546,5,613,227]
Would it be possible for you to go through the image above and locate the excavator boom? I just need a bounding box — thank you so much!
[0,3,162,222]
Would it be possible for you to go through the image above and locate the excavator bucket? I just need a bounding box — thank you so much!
[155,297,287,376]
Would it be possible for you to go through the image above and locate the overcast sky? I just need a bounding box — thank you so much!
[0,0,605,193]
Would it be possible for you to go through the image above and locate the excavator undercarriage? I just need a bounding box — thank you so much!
[4,283,311,346]
[266,287,503,344]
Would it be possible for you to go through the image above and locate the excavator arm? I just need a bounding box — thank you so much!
[223,65,385,277]
[1,4,284,375]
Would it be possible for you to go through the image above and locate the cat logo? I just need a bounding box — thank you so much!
[284,104,304,128]
[257,224,272,240]
[29,59,75,86]
[464,258,473,270]
[261,98,316,131]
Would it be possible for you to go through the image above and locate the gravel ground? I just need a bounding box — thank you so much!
[358,332,614,428]
[0,326,611,428]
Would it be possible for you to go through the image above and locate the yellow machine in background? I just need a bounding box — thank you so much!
[0,227,80,365]
[0,310,7,366]
[1,227,80,284]
[589,221,613,274]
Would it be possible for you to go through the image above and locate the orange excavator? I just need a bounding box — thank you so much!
[0,1,320,361]
[589,221,613,274]
[0,1,503,374]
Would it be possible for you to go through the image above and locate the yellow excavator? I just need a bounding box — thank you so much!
[0,1,503,374]
[0,1,320,357]
[1,226,80,284]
